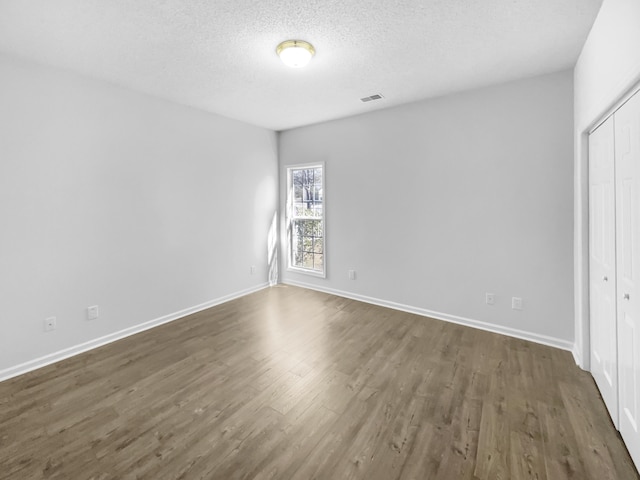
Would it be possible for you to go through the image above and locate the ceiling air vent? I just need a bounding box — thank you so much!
[360,94,384,103]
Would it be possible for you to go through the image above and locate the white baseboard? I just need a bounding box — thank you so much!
[572,344,584,369]
[283,280,575,353]
[0,283,270,383]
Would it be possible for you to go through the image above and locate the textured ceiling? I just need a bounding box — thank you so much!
[0,0,602,131]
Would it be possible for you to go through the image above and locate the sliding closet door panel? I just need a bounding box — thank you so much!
[615,89,640,470]
[589,115,618,426]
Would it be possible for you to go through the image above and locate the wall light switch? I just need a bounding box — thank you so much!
[348,270,356,280]
[486,293,495,305]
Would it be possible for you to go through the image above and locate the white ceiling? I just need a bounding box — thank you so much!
[0,0,602,131]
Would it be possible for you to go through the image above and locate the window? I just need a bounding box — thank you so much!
[287,164,325,276]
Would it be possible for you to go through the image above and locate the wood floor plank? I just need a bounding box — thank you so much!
[474,398,510,480]
[0,285,637,480]
[247,405,339,480]
[560,380,638,480]
[538,402,588,479]
[396,421,450,479]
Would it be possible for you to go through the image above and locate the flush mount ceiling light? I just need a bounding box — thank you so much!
[276,40,315,68]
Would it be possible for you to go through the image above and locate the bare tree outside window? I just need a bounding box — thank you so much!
[288,165,324,275]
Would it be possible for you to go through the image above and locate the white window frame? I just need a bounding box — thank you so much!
[286,162,326,278]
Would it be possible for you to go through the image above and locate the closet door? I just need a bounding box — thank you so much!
[589,116,618,426]
[615,90,640,470]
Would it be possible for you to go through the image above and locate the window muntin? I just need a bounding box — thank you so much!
[288,165,325,276]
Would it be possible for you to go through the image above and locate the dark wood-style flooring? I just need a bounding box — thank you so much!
[0,285,637,479]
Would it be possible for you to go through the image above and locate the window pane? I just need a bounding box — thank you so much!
[313,185,322,201]
[314,238,323,254]
[303,251,314,268]
[293,220,303,238]
[296,249,304,266]
[313,220,323,237]
[302,235,313,252]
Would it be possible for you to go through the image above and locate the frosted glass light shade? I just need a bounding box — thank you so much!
[276,40,315,68]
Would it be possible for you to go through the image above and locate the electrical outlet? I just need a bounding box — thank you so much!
[87,305,99,321]
[250,265,256,275]
[348,269,356,280]
[512,297,523,310]
[486,293,495,305]
[44,317,57,332]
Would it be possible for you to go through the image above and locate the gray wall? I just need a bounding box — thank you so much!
[0,54,278,376]
[280,70,575,347]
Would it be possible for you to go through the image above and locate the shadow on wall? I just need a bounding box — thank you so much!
[268,211,278,285]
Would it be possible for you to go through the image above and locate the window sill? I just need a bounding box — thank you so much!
[287,266,326,279]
